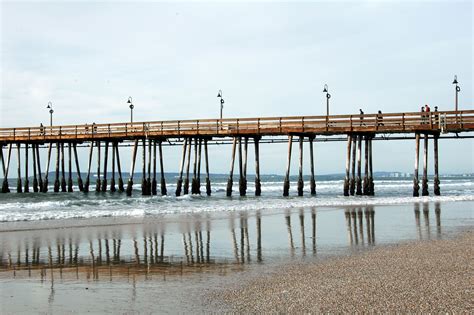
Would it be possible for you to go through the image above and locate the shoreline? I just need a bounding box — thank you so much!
[207,229,474,313]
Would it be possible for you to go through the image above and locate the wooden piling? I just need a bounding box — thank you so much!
[254,136,261,196]
[363,136,369,195]
[204,139,211,196]
[350,136,356,195]
[110,142,116,192]
[422,133,429,196]
[433,133,440,196]
[1,144,12,193]
[175,138,187,196]
[141,139,147,195]
[196,138,202,195]
[36,144,43,192]
[42,143,52,193]
[126,139,139,196]
[238,137,245,196]
[297,136,304,196]
[60,143,67,192]
[309,136,316,196]
[115,143,124,192]
[413,133,420,197]
[368,136,374,196]
[356,135,362,195]
[24,143,29,192]
[84,142,94,193]
[243,137,248,195]
[54,142,60,193]
[344,134,352,196]
[151,140,157,195]
[184,137,192,195]
[146,139,152,195]
[32,144,38,192]
[95,141,101,193]
[101,141,109,192]
[226,137,237,197]
[73,143,83,191]
[192,138,199,194]
[283,135,293,197]
[16,143,22,193]
[159,140,167,196]
[67,143,73,192]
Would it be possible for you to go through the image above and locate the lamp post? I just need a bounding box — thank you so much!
[323,84,331,116]
[452,75,460,112]
[127,96,134,123]
[46,101,54,126]
[217,90,224,120]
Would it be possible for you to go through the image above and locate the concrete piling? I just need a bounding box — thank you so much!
[84,142,94,193]
[309,136,316,196]
[350,136,356,195]
[110,142,116,192]
[126,139,139,196]
[60,143,67,192]
[184,137,192,195]
[356,135,362,195]
[73,143,83,191]
[422,134,429,196]
[17,143,22,193]
[175,138,187,196]
[413,133,420,197]
[344,134,352,196]
[54,143,60,193]
[141,139,147,195]
[204,139,211,196]
[434,134,440,196]
[42,143,52,193]
[238,137,245,196]
[226,137,237,197]
[36,144,43,193]
[254,136,261,196]
[159,140,167,196]
[32,144,38,192]
[101,141,109,192]
[95,141,101,193]
[24,143,29,193]
[67,143,73,192]
[297,136,304,197]
[283,135,293,197]
[151,140,157,195]
[363,136,369,195]
[1,144,12,193]
[115,143,124,192]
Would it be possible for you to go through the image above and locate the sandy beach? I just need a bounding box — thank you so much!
[209,229,473,313]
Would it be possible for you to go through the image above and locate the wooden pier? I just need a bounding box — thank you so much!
[1,109,473,196]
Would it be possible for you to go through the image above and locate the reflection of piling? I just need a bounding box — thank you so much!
[299,209,306,256]
[285,211,295,256]
[311,208,316,254]
[256,211,262,262]
[435,202,441,237]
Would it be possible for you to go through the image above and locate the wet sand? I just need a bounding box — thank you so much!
[209,229,473,313]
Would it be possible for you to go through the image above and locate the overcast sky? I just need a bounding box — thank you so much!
[1,1,472,175]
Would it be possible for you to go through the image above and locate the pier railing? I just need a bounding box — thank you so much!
[1,110,473,142]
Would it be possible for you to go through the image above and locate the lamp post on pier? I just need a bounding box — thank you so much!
[46,101,54,126]
[127,96,134,123]
[217,90,224,120]
[452,75,460,112]
[323,84,331,116]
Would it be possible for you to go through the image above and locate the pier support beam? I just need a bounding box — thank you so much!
[141,139,147,195]
[184,137,192,195]
[95,141,101,193]
[147,139,152,195]
[238,137,245,196]
[60,143,67,192]
[1,144,12,193]
[350,136,356,195]
[204,139,211,196]
[67,143,73,192]
[101,141,109,192]
[17,143,22,193]
[126,139,139,196]
[422,134,429,196]
[226,137,237,197]
[356,135,362,195]
[242,137,248,196]
[54,143,60,193]
[413,133,420,197]
[297,136,304,196]
[36,145,43,193]
[110,142,116,192]
[309,136,316,196]
[344,134,352,196]
[254,136,261,196]
[433,134,440,196]
[192,138,199,195]
[84,142,94,193]
[32,144,38,192]
[175,138,187,196]
[368,136,374,196]
[283,135,293,197]
[116,143,124,192]
[42,143,52,193]
[363,136,369,195]
[159,140,167,196]
[151,140,157,195]
[24,143,29,193]
[73,143,83,191]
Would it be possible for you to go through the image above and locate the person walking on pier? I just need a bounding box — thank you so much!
[425,104,431,125]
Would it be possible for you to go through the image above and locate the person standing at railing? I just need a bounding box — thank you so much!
[39,123,44,135]
[359,109,364,126]
[425,104,431,125]
[433,106,439,127]
[377,110,384,126]
[420,106,425,124]
[92,122,97,134]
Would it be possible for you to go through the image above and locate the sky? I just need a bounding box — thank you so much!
[1,0,473,175]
